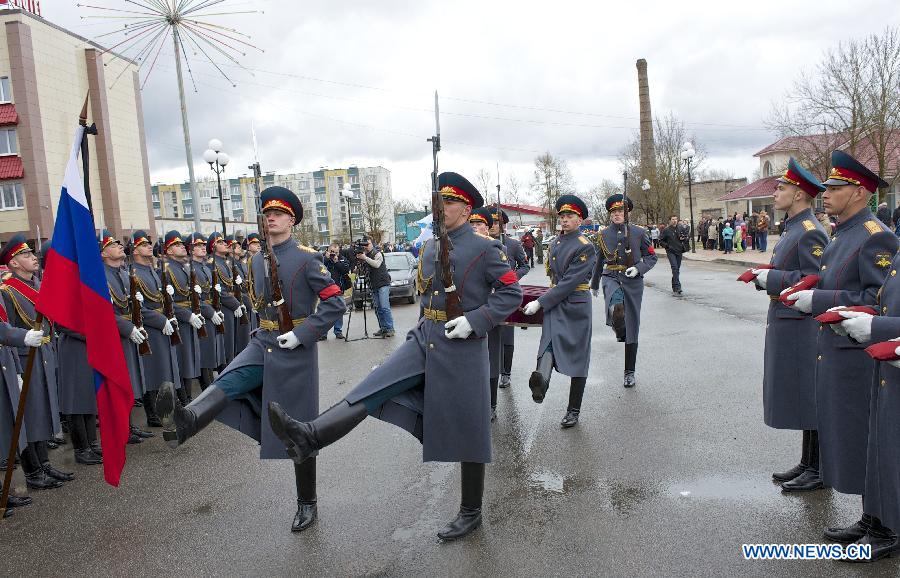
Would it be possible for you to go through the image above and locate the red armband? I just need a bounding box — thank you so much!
[318,284,342,300]
[498,270,518,286]
[647,245,655,255]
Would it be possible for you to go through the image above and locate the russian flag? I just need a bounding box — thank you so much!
[36,126,133,486]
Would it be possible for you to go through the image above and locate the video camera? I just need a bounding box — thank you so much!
[353,237,369,255]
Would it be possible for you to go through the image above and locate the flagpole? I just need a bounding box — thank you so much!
[79,95,98,220]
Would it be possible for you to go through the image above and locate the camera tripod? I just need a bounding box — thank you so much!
[344,264,373,342]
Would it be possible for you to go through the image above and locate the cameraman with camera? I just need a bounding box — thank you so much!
[355,237,395,337]
[324,242,351,339]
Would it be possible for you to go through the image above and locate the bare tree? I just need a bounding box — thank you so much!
[475,168,494,204]
[531,153,575,231]
[361,175,386,244]
[768,27,900,191]
[393,198,419,216]
[619,112,704,225]
[584,179,621,225]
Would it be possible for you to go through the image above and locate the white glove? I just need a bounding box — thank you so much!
[235,275,243,285]
[840,311,874,343]
[444,316,473,339]
[162,318,176,336]
[189,313,204,329]
[233,306,244,319]
[214,283,222,294]
[212,311,224,325]
[752,269,769,289]
[277,330,300,350]
[165,285,174,296]
[134,291,144,304]
[17,375,22,391]
[23,329,44,348]
[193,284,202,295]
[591,288,600,297]
[783,289,813,313]
[828,306,858,337]
[625,266,639,278]
[129,326,146,344]
[523,300,542,316]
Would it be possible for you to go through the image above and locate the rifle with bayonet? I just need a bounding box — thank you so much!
[160,259,182,346]
[210,263,225,336]
[129,261,152,356]
[622,171,634,268]
[256,209,293,333]
[230,251,248,326]
[428,91,462,322]
[187,242,208,339]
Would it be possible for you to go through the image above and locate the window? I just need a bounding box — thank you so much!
[151,191,159,202]
[763,161,772,178]
[0,182,23,210]
[350,175,359,185]
[200,188,211,199]
[316,207,327,218]
[183,205,193,217]
[182,189,192,201]
[153,207,161,218]
[232,199,243,210]
[0,77,10,103]
[231,185,240,197]
[200,203,212,214]
[172,206,179,217]
[314,178,325,189]
[0,129,17,155]
[315,192,326,203]
[318,222,328,233]
[298,180,309,190]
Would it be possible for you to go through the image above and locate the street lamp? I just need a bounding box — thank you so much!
[680,141,696,253]
[203,139,230,235]
[641,179,651,224]
[341,183,355,244]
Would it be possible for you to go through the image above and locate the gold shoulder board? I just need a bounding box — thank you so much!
[578,235,589,245]
[297,243,317,253]
[802,220,815,232]
[865,221,882,236]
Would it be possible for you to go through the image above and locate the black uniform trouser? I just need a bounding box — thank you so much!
[666,252,682,291]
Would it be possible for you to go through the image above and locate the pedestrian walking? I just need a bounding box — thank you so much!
[658,215,684,294]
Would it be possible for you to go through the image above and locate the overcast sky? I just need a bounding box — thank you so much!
[50,0,900,206]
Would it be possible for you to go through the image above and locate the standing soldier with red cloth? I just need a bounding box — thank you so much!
[747,158,829,492]
[783,150,898,544]
[267,172,522,540]
[526,195,597,428]
[157,186,346,533]
[491,209,529,393]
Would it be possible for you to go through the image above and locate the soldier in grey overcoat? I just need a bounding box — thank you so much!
[267,173,522,541]
[209,232,246,366]
[188,233,224,388]
[833,250,900,561]
[242,233,262,330]
[784,150,898,544]
[526,195,597,428]
[490,209,529,395]
[590,193,657,389]
[162,231,204,402]
[0,234,70,488]
[229,236,251,355]
[157,186,345,534]
[747,158,829,492]
[130,231,181,426]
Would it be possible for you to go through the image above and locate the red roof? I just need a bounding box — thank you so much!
[0,103,17,126]
[717,176,778,201]
[754,134,846,158]
[0,156,23,180]
[754,130,900,180]
[501,203,548,216]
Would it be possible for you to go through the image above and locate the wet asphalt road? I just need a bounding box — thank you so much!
[2,258,898,577]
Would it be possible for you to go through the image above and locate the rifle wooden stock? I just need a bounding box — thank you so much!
[257,213,293,334]
[129,265,152,356]
[231,256,248,326]
[210,266,225,335]
[161,262,182,346]
[189,262,208,339]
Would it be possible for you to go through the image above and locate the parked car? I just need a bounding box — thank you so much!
[541,235,556,249]
[385,251,417,304]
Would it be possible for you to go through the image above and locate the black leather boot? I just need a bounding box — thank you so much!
[624,343,637,388]
[782,430,822,492]
[292,458,318,532]
[144,391,162,427]
[177,379,193,405]
[158,382,229,448]
[825,513,872,543]
[69,414,102,465]
[268,399,368,465]
[21,445,63,490]
[85,414,102,456]
[437,462,484,541]
[501,345,514,385]
[529,350,553,403]
[36,441,74,482]
[612,303,626,342]
[199,368,214,391]
[561,377,586,428]
[0,481,32,508]
[773,430,809,482]
[490,377,498,423]
[846,518,899,563]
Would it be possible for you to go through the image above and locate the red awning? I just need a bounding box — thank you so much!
[0,103,17,126]
[0,156,24,179]
[717,176,778,201]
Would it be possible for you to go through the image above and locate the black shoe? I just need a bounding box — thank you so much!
[825,519,870,544]
[781,469,823,492]
[490,407,497,423]
[384,330,396,337]
[623,370,636,388]
[2,508,11,519]
[437,506,482,541]
[25,472,64,490]
[372,329,386,337]
[5,494,32,508]
[674,288,683,295]
[146,415,162,428]
[128,433,143,444]
[845,532,899,563]
[46,439,59,450]
[133,399,143,408]
[42,463,75,482]
[90,441,103,456]
[158,382,229,449]
[74,449,102,465]
[333,332,343,340]
[291,501,318,533]
[529,371,548,403]
[560,409,580,428]
[130,425,155,439]
[772,463,805,482]
[317,334,327,342]
[498,375,511,389]
[268,400,367,466]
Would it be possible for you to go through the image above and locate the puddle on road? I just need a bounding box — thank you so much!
[666,475,775,502]
[529,470,566,493]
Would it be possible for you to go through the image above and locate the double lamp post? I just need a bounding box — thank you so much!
[680,141,696,253]
[203,138,230,235]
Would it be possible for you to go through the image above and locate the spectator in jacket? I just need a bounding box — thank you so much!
[756,210,770,252]
[356,237,394,337]
[324,242,351,339]
[658,215,685,294]
[722,222,734,253]
[706,220,718,249]
[521,230,536,267]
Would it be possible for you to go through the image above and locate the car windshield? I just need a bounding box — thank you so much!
[385,255,410,270]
